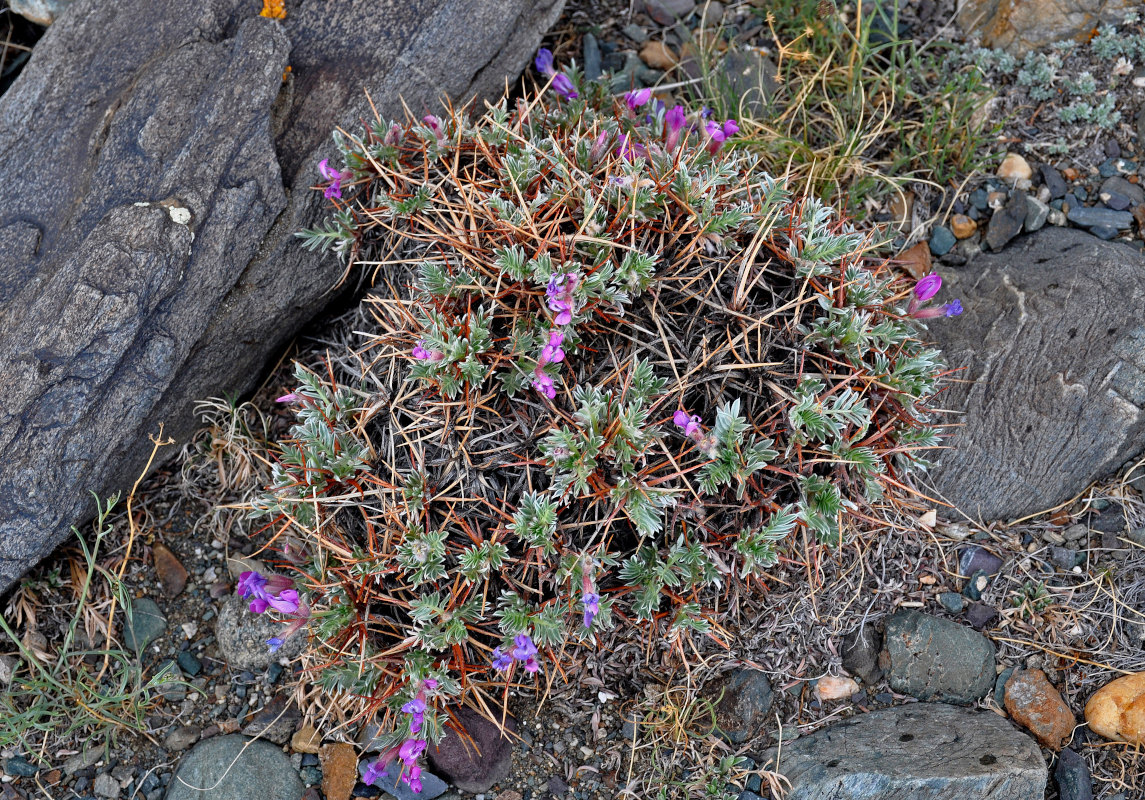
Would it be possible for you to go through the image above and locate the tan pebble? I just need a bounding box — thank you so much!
[987,191,1006,210]
[1062,167,1080,181]
[292,723,322,754]
[640,41,679,70]
[152,543,188,598]
[320,743,358,800]
[1004,669,1074,750]
[897,241,931,280]
[1085,671,1145,744]
[997,152,1032,183]
[950,214,977,239]
[817,675,859,700]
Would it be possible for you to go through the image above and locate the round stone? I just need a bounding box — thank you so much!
[165,735,303,800]
[997,152,1032,183]
[216,595,304,671]
[1085,671,1145,744]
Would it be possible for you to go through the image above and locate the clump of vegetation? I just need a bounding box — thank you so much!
[683,0,998,215]
[245,50,953,792]
[0,495,181,754]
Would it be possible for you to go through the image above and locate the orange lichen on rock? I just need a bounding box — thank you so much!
[260,0,286,20]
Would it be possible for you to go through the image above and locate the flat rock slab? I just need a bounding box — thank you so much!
[882,610,995,704]
[761,704,1046,800]
[166,735,302,800]
[924,228,1145,521]
[0,0,565,593]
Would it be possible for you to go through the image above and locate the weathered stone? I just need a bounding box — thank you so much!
[320,744,358,800]
[1055,748,1093,800]
[124,598,167,656]
[882,610,995,704]
[152,544,188,598]
[925,228,1145,521]
[841,625,883,685]
[708,668,774,744]
[958,544,1003,576]
[720,47,778,117]
[816,675,859,701]
[639,40,678,70]
[241,693,300,745]
[1004,669,1075,750]
[374,766,448,800]
[950,214,977,239]
[1085,671,1145,744]
[0,0,566,594]
[9,0,71,25]
[1024,195,1049,232]
[428,706,516,793]
[997,153,1032,183]
[643,0,696,25]
[957,0,1131,55]
[166,735,302,800]
[1067,205,1134,230]
[985,191,1026,251]
[292,723,322,754]
[163,726,201,752]
[758,704,1046,799]
[94,772,121,799]
[216,594,303,670]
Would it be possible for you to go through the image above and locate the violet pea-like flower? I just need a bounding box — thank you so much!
[266,636,284,652]
[664,105,687,151]
[406,765,423,794]
[582,591,600,628]
[360,758,388,787]
[541,330,565,364]
[551,73,579,101]
[625,88,652,111]
[532,370,557,400]
[913,273,942,302]
[402,697,426,733]
[512,633,538,660]
[399,738,427,766]
[318,159,351,200]
[535,48,555,75]
[673,410,703,440]
[266,589,300,614]
[237,571,267,599]
[492,646,513,671]
[523,655,541,673]
[275,392,297,403]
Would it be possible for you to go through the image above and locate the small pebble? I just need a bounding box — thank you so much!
[929,226,956,256]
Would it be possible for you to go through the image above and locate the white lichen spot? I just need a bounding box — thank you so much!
[168,206,192,226]
[133,201,151,207]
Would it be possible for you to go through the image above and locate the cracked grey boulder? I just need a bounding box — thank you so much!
[0,0,565,592]
[923,228,1145,521]
[760,704,1046,800]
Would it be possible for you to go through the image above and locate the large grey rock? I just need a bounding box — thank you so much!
[957,0,1130,55]
[882,610,995,704]
[760,704,1046,799]
[0,0,565,592]
[924,228,1145,521]
[428,706,516,793]
[166,735,302,800]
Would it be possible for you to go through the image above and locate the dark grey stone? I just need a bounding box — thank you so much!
[929,226,956,255]
[622,23,649,43]
[938,592,965,614]
[995,666,1015,707]
[924,228,1145,521]
[883,610,995,704]
[376,766,448,800]
[4,756,38,777]
[1054,747,1093,800]
[1024,195,1049,232]
[758,704,1046,800]
[216,594,303,671]
[964,602,998,630]
[165,735,302,800]
[240,693,299,745]
[1049,546,1083,569]
[1039,165,1067,199]
[643,0,696,25]
[985,191,1026,251]
[709,669,774,744]
[958,545,1003,576]
[1066,205,1134,230]
[163,726,201,752]
[583,33,602,81]
[176,651,201,677]
[124,598,166,656]
[1089,224,1120,240]
[0,0,566,593]
[962,570,989,600]
[841,625,883,685]
[721,48,778,117]
[1102,191,1132,211]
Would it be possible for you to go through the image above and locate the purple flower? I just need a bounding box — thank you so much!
[412,341,444,362]
[944,299,963,317]
[423,678,439,690]
[625,88,652,111]
[361,759,389,787]
[535,48,555,75]
[523,655,540,673]
[615,133,646,162]
[914,273,942,302]
[248,596,269,614]
[266,589,300,614]
[664,106,687,151]
[551,73,579,101]
[512,634,538,660]
[582,591,600,627]
[383,122,403,147]
[402,698,427,733]
[532,370,557,400]
[546,273,579,325]
[276,393,297,403]
[422,115,447,146]
[267,637,284,652]
[405,764,423,793]
[318,158,350,200]
[399,739,427,765]
[673,410,703,439]
[236,571,267,599]
[492,647,513,671]
[722,119,740,137]
[541,329,565,365]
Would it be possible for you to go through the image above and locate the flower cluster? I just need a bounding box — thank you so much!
[491,634,541,673]
[534,48,578,101]
[532,329,566,399]
[908,273,963,319]
[361,737,428,794]
[317,158,352,200]
[235,570,309,651]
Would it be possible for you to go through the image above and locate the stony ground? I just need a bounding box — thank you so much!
[2,2,1145,800]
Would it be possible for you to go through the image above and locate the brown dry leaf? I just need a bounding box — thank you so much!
[897,241,931,280]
